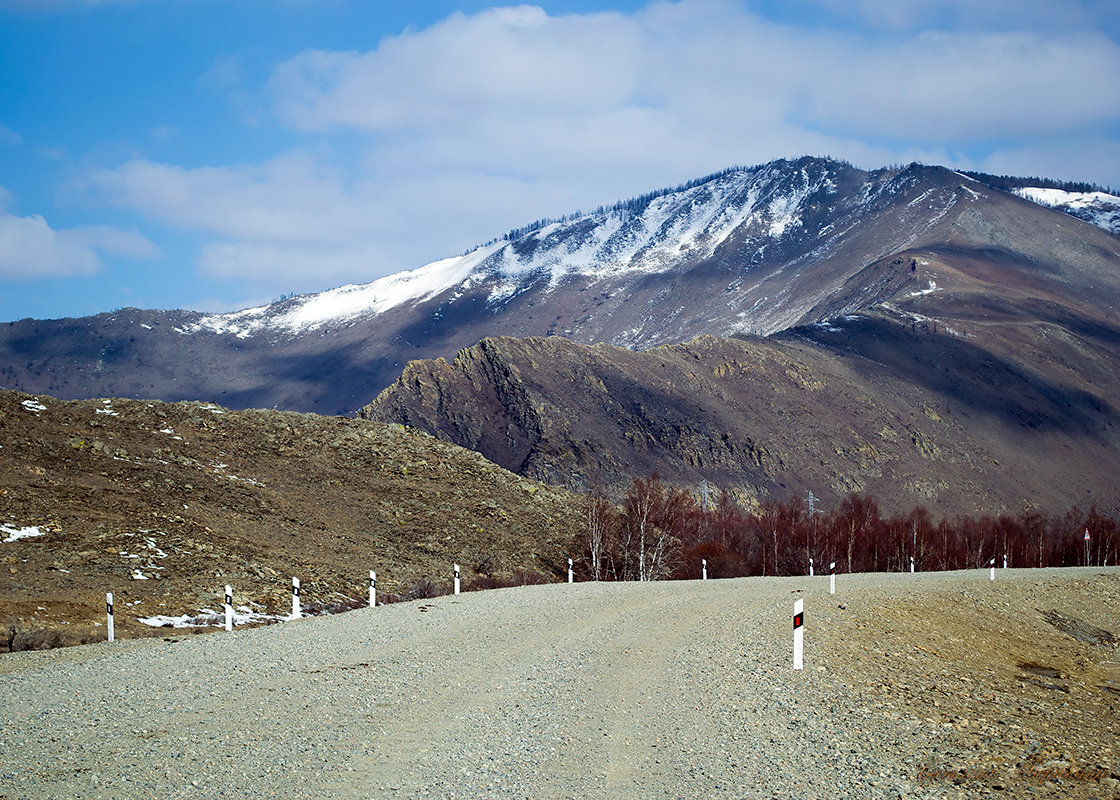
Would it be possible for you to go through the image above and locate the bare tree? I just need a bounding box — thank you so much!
[619,475,681,581]
[584,489,614,581]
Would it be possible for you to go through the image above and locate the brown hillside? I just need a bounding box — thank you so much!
[362,321,1120,518]
[0,391,582,649]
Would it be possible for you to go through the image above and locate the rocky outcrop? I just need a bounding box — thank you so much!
[362,320,1120,519]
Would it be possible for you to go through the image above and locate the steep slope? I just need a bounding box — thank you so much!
[0,390,581,648]
[5,157,1118,414]
[361,234,1120,517]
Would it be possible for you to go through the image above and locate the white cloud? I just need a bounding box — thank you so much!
[80,0,1120,298]
[85,152,590,287]
[198,241,391,282]
[0,204,159,280]
[87,153,374,244]
[270,1,1120,148]
[803,29,1120,142]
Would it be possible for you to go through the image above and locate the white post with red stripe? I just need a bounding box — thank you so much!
[224,585,233,631]
[369,571,377,608]
[829,562,836,595]
[793,598,804,670]
[454,564,460,596]
[106,592,115,642]
[291,576,301,619]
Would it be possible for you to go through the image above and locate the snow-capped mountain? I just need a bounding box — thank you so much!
[3,156,1120,415]
[180,158,984,344]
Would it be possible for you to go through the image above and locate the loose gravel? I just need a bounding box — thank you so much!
[1,568,1118,800]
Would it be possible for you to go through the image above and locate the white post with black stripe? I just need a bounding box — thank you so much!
[369,570,377,608]
[1003,553,1007,569]
[910,556,915,574]
[106,592,115,642]
[291,576,301,619]
[829,562,836,595]
[793,598,804,670]
[989,558,995,581]
[702,559,707,581]
[568,558,574,584]
[224,585,233,632]
[454,564,461,596]
[809,557,814,576]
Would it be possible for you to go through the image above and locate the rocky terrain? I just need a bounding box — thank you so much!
[0,568,1116,799]
[0,389,582,650]
[362,319,1120,517]
[3,158,1118,418]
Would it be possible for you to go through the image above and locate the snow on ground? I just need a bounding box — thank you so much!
[1,524,48,543]
[20,399,46,413]
[1014,187,1120,234]
[117,531,171,580]
[137,606,288,628]
[908,279,940,298]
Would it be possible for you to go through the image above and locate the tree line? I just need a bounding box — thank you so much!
[961,170,1114,197]
[575,475,1119,581]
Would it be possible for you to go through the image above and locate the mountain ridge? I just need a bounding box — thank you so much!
[2,156,1119,416]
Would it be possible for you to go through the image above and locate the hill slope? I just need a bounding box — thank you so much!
[362,305,1120,518]
[0,390,581,648]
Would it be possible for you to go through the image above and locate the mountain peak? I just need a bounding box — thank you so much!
[3,156,1119,416]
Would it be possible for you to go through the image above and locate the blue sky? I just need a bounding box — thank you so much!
[2,0,1119,323]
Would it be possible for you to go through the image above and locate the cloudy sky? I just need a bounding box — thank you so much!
[2,0,1118,322]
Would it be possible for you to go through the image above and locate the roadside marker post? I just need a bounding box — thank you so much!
[106,592,115,642]
[793,598,804,670]
[910,556,915,574]
[809,557,814,577]
[292,577,301,619]
[829,562,836,595]
[369,571,377,608]
[989,559,995,581]
[568,558,574,584]
[702,559,707,581]
[224,585,233,632]
[454,564,461,596]
[1003,554,1007,569]
[1085,529,1091,566]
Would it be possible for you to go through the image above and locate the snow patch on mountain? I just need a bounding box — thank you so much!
[183,243,505,338]
[1014,187,1120,235]
[178,160,874,339]
[477,165,831,305]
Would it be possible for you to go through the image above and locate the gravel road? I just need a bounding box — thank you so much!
[2,568,1118,800]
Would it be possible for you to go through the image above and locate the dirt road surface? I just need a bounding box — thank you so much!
[2,568,1118,799]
